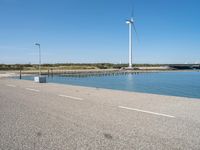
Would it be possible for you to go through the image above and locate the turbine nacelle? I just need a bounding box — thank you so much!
[35,43,40,46]
[126,18,134,24]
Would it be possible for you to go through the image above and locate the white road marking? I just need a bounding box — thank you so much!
[6,84,16,87]
[25,88,40,92]
[58,94,83,101]
[118,106,175,118]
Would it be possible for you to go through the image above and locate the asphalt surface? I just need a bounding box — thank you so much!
[1,78,200,150]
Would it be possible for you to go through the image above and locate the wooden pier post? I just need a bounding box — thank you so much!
[51,68,53,77]
[19,69,22,79]
[48,69,50,76]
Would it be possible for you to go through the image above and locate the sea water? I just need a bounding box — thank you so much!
[19,71,200,99]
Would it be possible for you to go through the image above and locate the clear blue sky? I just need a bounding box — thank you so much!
[0,0,199,64]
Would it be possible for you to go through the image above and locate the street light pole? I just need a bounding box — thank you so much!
[34,43,46,83]
[35,43,41,76]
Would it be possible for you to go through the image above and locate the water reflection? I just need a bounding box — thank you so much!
[19,72,200,99]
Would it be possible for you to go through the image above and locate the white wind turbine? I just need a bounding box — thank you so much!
[126,6,139,69]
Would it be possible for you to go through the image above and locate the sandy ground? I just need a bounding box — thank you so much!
[0,72,18,78]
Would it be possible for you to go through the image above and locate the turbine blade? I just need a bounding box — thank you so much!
[130,0,135,18]
[133,23,140,43]
[131,4,134,18]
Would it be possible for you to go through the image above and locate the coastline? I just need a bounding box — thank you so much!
[2,73,200,100]
[2,77,200,101]
[0,68,199,78]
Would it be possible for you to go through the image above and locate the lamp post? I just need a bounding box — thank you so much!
[34,43,46,83]
[35,43,41,76]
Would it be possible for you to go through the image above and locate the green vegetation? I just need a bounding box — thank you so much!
[0,63,199,71]
[0,64,24,70]
[0,63,121,70]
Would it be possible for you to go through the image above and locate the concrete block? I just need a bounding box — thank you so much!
[34,76,46,83]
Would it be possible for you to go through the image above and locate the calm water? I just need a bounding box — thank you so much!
[19,71,200,99]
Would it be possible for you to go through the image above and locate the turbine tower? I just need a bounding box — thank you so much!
[126,18,134,68]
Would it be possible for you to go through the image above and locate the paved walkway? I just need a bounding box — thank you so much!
[1,78,200,150]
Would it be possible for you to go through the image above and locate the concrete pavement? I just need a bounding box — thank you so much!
[1,78,200,150]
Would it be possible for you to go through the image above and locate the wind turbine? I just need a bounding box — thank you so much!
[126,6,138,69]
[126,18,134,68]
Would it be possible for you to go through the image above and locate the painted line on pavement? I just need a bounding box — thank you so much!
[25,88,40,92]
[58,94,83,101]
[6,84,16,87]
[119,106,175,118]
